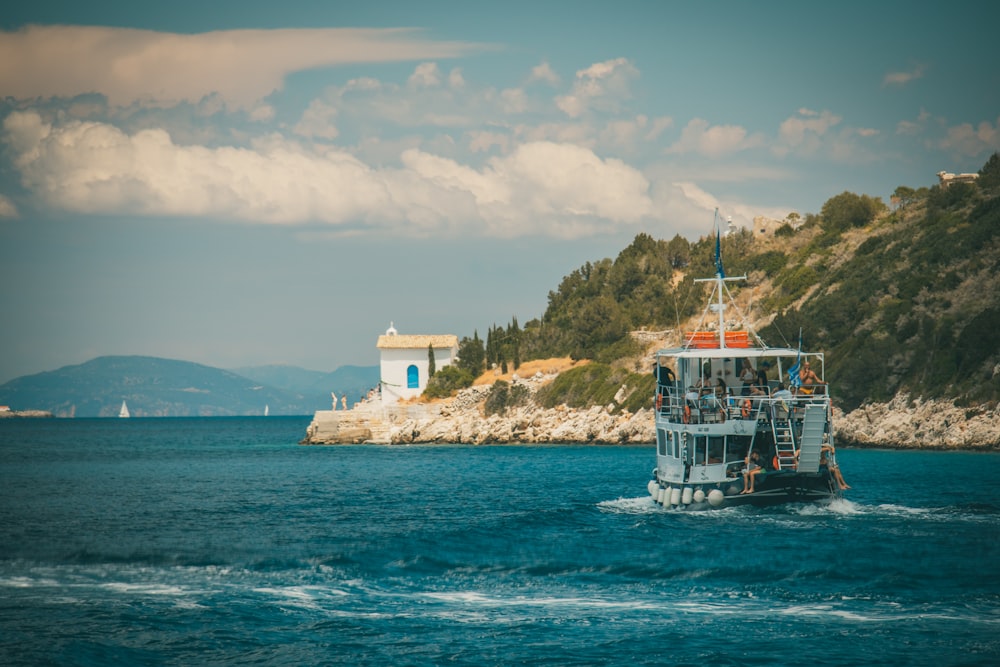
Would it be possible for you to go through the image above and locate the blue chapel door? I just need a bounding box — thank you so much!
[406,364,419,389]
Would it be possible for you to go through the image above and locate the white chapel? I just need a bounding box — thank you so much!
[376,322,459,405]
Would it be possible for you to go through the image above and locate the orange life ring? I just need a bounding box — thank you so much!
[741,399,752,419]
[683,405,691,424]
[655,393,663,411]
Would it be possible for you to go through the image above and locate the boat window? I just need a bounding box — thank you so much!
[727,435,753,463]
[658,429,669,456]
[694,436,707,465]
[708,436,724,464]
[673,431,681,458]
[406,364,419,389]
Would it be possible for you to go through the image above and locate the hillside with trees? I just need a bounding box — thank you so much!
[431,154,1000,415]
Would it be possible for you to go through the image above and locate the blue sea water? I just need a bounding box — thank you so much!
[1,417,999,666]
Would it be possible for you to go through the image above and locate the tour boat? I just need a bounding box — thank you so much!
[648,219,846,509]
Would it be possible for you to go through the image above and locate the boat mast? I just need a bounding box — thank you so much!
[692,208,746,349]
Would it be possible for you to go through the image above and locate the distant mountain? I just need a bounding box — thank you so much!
[0,356,364,418]
[231,364,381,404]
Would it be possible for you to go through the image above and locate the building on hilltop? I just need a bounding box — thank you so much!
[938,170,979,187]
[752,215,802,241]
[376,322,459,405]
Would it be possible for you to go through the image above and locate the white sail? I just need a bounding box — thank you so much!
[264,404,269,417]
[119,400,130,418]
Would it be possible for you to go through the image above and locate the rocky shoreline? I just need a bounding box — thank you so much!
[834,394,1000,450]
[304,375,1000,450]
[0,409,54,419]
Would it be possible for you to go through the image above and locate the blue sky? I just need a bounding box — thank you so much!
[1,1,998,382]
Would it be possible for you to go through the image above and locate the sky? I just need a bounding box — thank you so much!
[1,1,998,383]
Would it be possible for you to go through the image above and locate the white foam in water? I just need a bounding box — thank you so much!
[253,585,324,610]
[874,503,931,516]
[98,582,190,596]
[596,496,660,514]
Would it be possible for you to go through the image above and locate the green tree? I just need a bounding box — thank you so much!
[979,152,1000,192]
[893,185,917,209]
[456,331,485,377]
[820,191,886,233]
[427,344,436,377]
[665,234,691,268]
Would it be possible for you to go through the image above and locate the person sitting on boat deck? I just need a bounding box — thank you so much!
[741,451,764,494]
[696,371,713,395]
[820,443,850,490]
[798,361,825,395]
[772,382,792,400]
[739,359,757,396]
[714,376,728,399]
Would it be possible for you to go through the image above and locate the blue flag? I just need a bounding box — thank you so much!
[714,226,725,278]
[788,329,803,388]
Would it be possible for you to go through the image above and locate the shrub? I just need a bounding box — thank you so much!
[483,380,530,416]
[423,365,474,399]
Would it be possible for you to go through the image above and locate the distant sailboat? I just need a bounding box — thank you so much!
[119,400,130,418]
[264,404,270,417]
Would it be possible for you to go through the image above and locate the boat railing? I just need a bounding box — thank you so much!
[655,381,829,426]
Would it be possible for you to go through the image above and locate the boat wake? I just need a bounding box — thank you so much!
[596,496,660,514]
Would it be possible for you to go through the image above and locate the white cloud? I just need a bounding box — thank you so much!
[467,131,509,153]
[0,194,17,217]
[555,57,638,118]
[515,122,596,148]
[500,88,528,114]
[408,62,443,88]
[937,117,1000,158]
[248,104,277,123]
[666,181,789,234]
[883,64,925,87]
[666,118,763,157]
[529,62,560,86]
[3,111,653,238]
[774,108,842,157]
[448,67,466,88]
[0,25,480,109]
[293,100,340,140]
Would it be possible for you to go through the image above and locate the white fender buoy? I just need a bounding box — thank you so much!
[669,487,681,506]
[708,489,725,507]
[655,487,665,505]
[648,480,658,498]
[693,489,706,504]
[681,487,694,505]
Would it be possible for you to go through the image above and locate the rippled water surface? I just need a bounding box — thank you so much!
[2,417,999,665]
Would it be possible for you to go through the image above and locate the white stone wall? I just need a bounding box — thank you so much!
[380,346,457,404]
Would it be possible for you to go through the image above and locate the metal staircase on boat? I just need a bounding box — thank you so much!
[772,408,797,469]
[794,404,828,473]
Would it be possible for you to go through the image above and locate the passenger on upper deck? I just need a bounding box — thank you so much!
[798,361,826,395]
[714,376,727,398]
[654,360,676,392]
[772,382,792,400]
[696,372,713,398]
[739,359,757,396]
[755,361,771,394]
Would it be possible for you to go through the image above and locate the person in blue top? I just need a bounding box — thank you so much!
[772,382,792,400]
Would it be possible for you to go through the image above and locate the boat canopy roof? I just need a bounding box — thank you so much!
[656,345,818,360]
